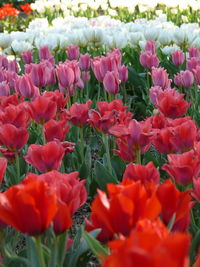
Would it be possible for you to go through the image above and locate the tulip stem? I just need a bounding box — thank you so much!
[103,134,112,175]
[15,152,20,183]
[35,236,46,267]
[135,149,141,164]
[79,127,84,162]
[40,125,46,145]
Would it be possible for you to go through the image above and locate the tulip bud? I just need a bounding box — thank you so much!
[188,46,200,58]
[172,50,185,66]
[15,74,39,99]
[119,65,128,83]
[140,51,159,69]
[103,71,119,95]
[67,45,80,60]
[193,66,200,85]
[22,50,33,64]
[151,67,171,89]
[180,70,194,87]
[82,71,91,83]
[79,53,91,71]
[0,81,10,96]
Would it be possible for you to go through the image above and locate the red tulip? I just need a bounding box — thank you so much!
[162,150,200,185]
[44,119,70,142]
[24,141,65,173]
[0,158,7,185]
[0,176,57,235]
[28,96,57,124]
[157,179,192,232]
[29,170,87,235]
[86,180,161,242]
[43,90,67,111]
[0,104,30,128]
[0,124,28,151]
[103,228,190,267]
[123,161,160,184]
[65,100,92,127]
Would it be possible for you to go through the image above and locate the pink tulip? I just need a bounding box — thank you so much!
[22,50,33,64]
[8,60,18,73]
[151,67,171,89]
[145,40,156,54]
[193,66,200,85]
[140,51,159,69]
[0,81,10,96]
[0,55,8,69]
[39,46,55,65]
[82,71,91,83]
[174,73,182,86]
[107,48,122,68]
[180,70,194,87]
[79,54,91,71]
[172,50,185,66]
[119,65,128,83]
[92,58,104,82]
[15,74,39,99]
[103,71,119,95]
[186,57,200,72]
[188,46,200,58]
[56,63,74,88]
[67,45,80,60]
[100,56,118,78]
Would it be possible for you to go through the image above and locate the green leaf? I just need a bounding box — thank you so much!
[190,229,200,264]
[82,230,109,262]
[94,161,118,191]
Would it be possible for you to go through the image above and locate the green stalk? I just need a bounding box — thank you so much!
[41,125,46,145]
[15,152,20,184]
[103,134,112,174]
[80,127,85,162]
[35,236,46,267]
[135,148,141,164]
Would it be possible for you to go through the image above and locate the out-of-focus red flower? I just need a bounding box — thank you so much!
[123,162,160,184]
[28,96,57,124]
[157,179,192,232]
[162,150,200,185]
[24,141,65,173]
[44,119,70,142]
[0,4,19,19]
[0,104,30,128]
[0,176,57,235]
[0,124,28,151]
[88,99,132,134]
[102,228,190,267]
[0,158,7,185]
[65,100,92,127]
[191,178,200,203]
[20,3,32,14]
[27,170,87,235]
[86,180,161,242]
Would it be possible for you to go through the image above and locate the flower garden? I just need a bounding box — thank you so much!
[0,0,200,266]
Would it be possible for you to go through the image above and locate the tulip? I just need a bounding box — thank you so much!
[79,53,91,70]
[81,71,91,83]
[188,46,200,58]
[21,50,33,64]
[8,60,18,73]
[123,161,160,184]
[151,67,171,89]
[86,180,161,242]
[193,65,200,85]
[24,141,65,173]
[44,119,70,142]
[65,100,92,127]
[34,170,87,234]
[15,74,40,99]
[139,51,159,69]
[186,57,200,72]
[162,150,200,185]
[144,40,156,54]
[180,70,194,87]
[103,71,119,95]
[43,90,67,111]
[67,45,80,60]
[172,50,185,66]
[0,176,57,235]
[157,179,192,231]
[0,124,29,151]
[118,65,128,83]
[0,81,10,96]
[0,158,7,185]
[28,96,57,124]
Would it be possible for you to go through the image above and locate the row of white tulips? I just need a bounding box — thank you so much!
[0,15,200,55]
[30,0,200,15]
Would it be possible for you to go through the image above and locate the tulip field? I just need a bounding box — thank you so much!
[1,0,200,266]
